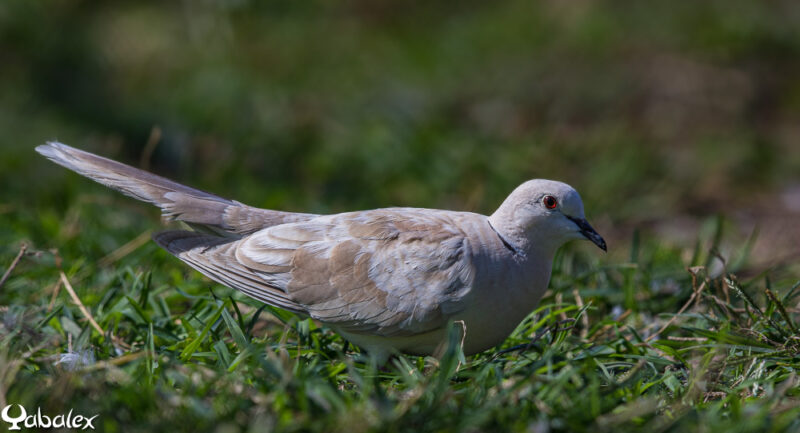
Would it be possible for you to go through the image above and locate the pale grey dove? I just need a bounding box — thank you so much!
[37,142,606,361]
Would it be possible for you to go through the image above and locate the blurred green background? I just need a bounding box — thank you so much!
[2,0,800,267]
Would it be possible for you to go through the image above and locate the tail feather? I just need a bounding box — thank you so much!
[39,142,318,313]
[37,142,317,235]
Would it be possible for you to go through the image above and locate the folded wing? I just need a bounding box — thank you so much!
[156,209,476,337]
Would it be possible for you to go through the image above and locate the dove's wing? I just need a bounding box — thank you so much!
[37,142,317,235]
[156,209,477,337]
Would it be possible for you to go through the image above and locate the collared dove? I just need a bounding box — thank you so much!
[37,142,606,361]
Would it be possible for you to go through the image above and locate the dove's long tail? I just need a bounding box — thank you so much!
[36,142,317,235]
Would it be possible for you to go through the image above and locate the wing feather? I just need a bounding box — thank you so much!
[153,231,306,314]
[237,209,476,337]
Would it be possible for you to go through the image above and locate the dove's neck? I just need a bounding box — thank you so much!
[488,208,562,259]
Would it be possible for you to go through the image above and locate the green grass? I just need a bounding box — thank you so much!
[2,209,800,432]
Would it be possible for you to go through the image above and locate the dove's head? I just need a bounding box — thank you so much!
[489,179,606,254]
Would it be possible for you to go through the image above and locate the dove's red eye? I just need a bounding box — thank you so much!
[543,195,558,209]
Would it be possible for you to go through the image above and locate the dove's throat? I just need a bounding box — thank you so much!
[487,213,563,260]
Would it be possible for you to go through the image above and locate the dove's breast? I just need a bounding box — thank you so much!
[450,215,554,354]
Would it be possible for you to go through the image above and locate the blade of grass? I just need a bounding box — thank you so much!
[180,302,225,361]
[221,306,249,350]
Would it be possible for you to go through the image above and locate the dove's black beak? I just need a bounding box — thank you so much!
[566,216,607,252]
